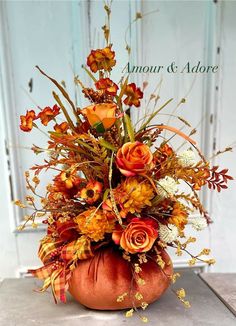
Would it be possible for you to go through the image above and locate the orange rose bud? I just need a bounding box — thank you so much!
[123,83,143,107]
[37,104,60,126]
[87,46,116,73]
[116,141,154,176]
[20,110,37,132]
[95,78,118,96]
[112,218,158,254]
[82,103,117,132]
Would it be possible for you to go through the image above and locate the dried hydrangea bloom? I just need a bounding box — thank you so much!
[156,176,178,198]
[178,149,196,167]
[190,217,207,231]
[159,223,179,243]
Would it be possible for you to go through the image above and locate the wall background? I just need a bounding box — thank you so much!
[0,0,235,277]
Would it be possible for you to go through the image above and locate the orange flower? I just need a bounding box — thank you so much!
[123,83,143,107]
[37,104,60,126]
[54,122,69,133]
[112,218,158,254]
[95,78,118,96]
[160,143,174,157]
[113,177,154,217]
[48,172,84,202]
[87,46,116,73]
[153,144,175,179]
[168,202,188,231]
[74,207,115,242]
[82,103,117,132]
[77,180,103,204]
[193,169,211,190]
[20,110,37,132]
[116,142,154,177]
[60,167,81,189]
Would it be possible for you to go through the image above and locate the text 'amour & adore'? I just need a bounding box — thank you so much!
[123,62,218,74]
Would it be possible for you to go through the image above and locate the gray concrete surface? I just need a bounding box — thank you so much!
[200,273,236,316]
[0,271,235,326]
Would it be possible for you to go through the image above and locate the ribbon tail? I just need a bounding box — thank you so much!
[35,276,51,293]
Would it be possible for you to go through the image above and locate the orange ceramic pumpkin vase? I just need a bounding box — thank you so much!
[69,247,173,310]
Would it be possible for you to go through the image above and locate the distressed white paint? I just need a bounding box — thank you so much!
[0,0,235,277]
[0,0,81,276]
[209,1,236,272]
[139,0,236,271]
[0,54,18,277]
[0,0,132,277]
[137,0,213,267]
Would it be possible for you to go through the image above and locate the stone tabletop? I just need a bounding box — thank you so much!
[200,273,236,316]
[0,271,235,326]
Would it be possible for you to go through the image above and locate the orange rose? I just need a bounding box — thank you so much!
[112,218,158,254]
[81,103,117,132]
[116,142,154,176]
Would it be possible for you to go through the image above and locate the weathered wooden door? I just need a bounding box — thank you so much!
[0,0,235,277]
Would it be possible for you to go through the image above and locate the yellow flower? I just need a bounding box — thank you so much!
[141,302,148,310]
[176,288,186,298]
[116,292,128,302]
[74,208,115,242]
[137,278,146,286]
[14,200,26,208]
[114,177,154,217]
[134,263,142,273]
[125,309,134,318]
[135,292,143,301]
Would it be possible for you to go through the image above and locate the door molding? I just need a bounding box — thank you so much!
[0,1,23,231]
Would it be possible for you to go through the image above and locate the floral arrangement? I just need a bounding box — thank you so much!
[16,6,233,322]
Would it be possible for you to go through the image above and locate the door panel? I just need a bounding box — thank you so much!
[0,0,235,276]
[0,0,133,276]
[0,0,85,275]
[210,1,236,272]
[138,0,215,267]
